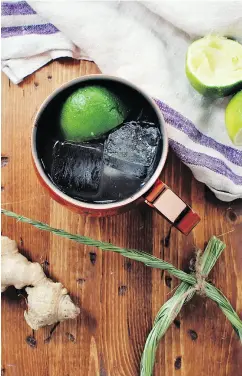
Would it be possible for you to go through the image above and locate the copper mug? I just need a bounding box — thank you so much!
[32,75,200,235]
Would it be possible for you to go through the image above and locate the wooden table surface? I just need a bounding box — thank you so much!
[2,60,242,376]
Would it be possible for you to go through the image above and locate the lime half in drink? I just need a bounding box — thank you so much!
[60,86,129,142]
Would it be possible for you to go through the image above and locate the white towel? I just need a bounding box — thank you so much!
[2,0,242,202]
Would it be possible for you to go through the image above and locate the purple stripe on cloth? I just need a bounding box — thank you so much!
[2,1,36,16]
[1,24,59,38]
[155,99,242,167]
[170,139,242,185]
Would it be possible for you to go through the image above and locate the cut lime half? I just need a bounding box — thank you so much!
[186,35,242,97]
[225,91,242,146]
[60,86,130,142]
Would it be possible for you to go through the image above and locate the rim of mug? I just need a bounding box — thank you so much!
[31,74,169,210]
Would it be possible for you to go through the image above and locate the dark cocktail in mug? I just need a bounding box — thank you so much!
[32,75,200,235]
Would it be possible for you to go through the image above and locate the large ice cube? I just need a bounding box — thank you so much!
[96,165,143,202]
[104,121,161,178]
[51,141,103,197]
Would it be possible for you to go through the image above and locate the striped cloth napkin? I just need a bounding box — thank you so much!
[2,0,242,202]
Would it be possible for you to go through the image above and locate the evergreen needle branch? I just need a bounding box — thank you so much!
[204,283,242,340]
[140,236,226,376]
[140,282,194,376]
[1,209,195,284]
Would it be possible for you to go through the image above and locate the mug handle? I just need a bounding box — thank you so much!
[144,179,200,235]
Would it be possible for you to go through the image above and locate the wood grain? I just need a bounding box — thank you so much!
[1,60,242,376]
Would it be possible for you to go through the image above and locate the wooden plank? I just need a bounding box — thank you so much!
[1,60,242,376]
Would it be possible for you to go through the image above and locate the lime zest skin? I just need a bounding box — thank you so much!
[186,35,242,98]
[225,90,242,146]
[60,86,130,142]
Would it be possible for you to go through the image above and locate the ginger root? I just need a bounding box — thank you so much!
[1,236,80,330]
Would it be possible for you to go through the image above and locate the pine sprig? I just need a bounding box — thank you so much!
[141,282,193,376]
[1,209,195,284]
[140,236,227,376]
[1,208,242,376]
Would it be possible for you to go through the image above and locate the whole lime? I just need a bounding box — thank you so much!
[225,91,242,146]
[60,85,129,141]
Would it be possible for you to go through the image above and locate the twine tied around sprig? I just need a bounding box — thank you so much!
[183,250,208,300]
[193,250,207,293]
[1,208,242,376]
[168,250,208,323]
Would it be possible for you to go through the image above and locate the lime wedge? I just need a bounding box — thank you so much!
[225,90,242,146]
[186,35,242,97]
